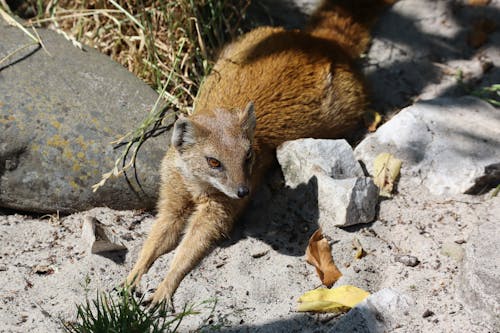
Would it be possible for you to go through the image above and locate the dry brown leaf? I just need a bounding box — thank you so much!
[306,229,342,287]
[468,19,496,48]
[467,0,490,6]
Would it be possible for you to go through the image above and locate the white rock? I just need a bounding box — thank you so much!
[354,97,500,196]
[81,216,127,254]
[330,288,415,333]
[277,139,364,187]
[277,139,378,230]
[316,175,378,232]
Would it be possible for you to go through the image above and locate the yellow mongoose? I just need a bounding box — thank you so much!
[126,0,394,307]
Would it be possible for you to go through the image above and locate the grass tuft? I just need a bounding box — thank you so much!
[63,284,217,333]
[471,83,500,107]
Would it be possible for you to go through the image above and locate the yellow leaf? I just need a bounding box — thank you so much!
[353,238,367,259]
[373,153,402,197]
[364,111,382,132]
[297,285,370,313]
[297,300,349,313]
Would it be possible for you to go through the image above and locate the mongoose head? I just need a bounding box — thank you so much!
[172,102,256,199]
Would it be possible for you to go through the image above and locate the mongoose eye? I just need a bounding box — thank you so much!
[206,157,222,169]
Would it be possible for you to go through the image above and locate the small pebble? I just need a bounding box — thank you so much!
[395,254,420,267]
[251,250,269,258]
[121,233,134,241]
[32,265,54,275]
[422,309,435,318]
[215,261,226,268]
[431,260,441,270]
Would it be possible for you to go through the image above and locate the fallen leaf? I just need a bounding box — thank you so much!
[373,153,402,197]
[364,110,382,132]
[352,238,367,259]
[306,229,342,287]
[298,285,370,312]
[468,19,496,48]
[467,0,490,6]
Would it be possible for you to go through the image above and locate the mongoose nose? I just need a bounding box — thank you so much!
[237,186,250,198]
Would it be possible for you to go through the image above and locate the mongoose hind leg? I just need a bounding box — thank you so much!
[125,174,194,289]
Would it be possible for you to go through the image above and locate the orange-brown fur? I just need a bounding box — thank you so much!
[126,0,393,307]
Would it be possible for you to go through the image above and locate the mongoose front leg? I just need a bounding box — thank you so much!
[148,198,237,307]
[125,174,193,289]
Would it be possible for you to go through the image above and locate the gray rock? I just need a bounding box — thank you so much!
[395,254,420,267]
[316,175,378,232]
[277,139,378,232]
[277,139,364,187]
[81,216,127,254]
[460,221,500,329]
[0,24,173,213]
[330,288,414,333]
[422,309,435,318]
[354,97,500,196]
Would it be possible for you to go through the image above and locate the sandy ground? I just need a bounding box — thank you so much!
[1,175,499,332]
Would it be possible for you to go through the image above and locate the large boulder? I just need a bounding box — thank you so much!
[355,97,500,196]
[0,24,173,213]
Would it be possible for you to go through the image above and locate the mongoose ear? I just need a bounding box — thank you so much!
[172,115,197,152]
[240,101,256,138]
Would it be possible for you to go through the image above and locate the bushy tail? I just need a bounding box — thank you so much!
[306,0,395,57]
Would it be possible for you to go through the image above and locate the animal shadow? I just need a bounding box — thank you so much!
[223,167,321,257]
